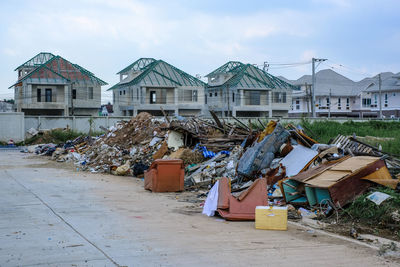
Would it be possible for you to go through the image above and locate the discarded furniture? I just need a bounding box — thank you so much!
[279,145,318,177]
[217,177,268,220]
[281,156,392,207]
[255,206,288,230]
[144,159,184,192]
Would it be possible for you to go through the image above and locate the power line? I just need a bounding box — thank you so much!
[323,60,375,77]
[256,60,312,66]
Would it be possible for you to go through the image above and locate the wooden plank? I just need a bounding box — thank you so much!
[209,110,225,133]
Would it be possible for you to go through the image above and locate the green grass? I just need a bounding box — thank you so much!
[49,129,83,143]
[345,187,400,228]
[300,119,400,155]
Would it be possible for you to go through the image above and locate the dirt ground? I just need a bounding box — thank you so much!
[0,151,399,266]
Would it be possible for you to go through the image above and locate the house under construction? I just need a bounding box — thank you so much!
[109,58,206,116]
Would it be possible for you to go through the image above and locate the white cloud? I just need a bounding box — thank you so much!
[3,0,316,57]
[312,0,351,8]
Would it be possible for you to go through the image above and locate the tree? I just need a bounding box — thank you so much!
[3,99,14,104]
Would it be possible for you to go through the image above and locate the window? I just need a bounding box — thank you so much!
[88,87,93,99]
[215,92,218,97]
[123,90,126,95]
[119,91,122,96]
[249,91,260,105]
[137,88,139,100]
[273,92,286,103]
[205,94,207,104]
[296,99,300,110]
[37,89,41,102]
[180,90,198,102]
[338,98,341,110]
[326,97,330,107]
[346,98,350,110]
[232,92,235,102]
[318,98,321,108]
[45,89,52,102]
[193,90,198,102]
[362,98,371,107]
[150,91,156,104]
[72,89,77,99]
[18,70,22,77]
[385,93,388,107]
[373,94,378,107]
[209,92,212,97]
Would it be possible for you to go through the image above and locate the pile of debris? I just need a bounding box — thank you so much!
[29,111,400,231]
[46,111,250,177]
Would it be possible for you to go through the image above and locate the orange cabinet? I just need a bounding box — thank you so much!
[144,159,184,192]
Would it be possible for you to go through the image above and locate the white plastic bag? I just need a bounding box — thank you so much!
[366,192,391,205]
[202,180,219,217]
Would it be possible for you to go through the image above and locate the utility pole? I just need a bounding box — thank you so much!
[328,88,331,118]
[379,73,382,119]
[305,82,310,116]
[312,58,328,118]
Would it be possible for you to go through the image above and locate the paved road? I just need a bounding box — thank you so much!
[0,151,397,266]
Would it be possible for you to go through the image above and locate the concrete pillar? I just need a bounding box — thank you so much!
[16,87,22,112]
[64,85,69,116]
[174,88,179,104]
[140,87,144,104]
[27,85,32,104]
[133,109,138,116]
[268,91,272,118]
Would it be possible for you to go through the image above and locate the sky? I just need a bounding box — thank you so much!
[1,0,399,103]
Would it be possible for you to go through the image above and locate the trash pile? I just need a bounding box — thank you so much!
[42,111,250,177]
[28,111,400,232]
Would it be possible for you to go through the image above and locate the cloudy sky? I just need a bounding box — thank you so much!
[1,0,399,103]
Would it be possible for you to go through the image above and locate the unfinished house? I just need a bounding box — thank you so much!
[9,52,107,116]
[109,58,206,116]
[206,61,298,117]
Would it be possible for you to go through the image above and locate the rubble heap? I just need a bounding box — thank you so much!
[32,111,400,226]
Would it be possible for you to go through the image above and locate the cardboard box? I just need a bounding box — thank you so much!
[255,206,288,230]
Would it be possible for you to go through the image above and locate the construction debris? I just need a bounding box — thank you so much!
[27,110,400,237]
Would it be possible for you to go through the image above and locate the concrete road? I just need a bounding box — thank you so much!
[0,151,397,267]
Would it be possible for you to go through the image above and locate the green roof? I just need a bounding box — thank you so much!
[108,59,205,91]
[10,53,107,88]
[207,61,299,90]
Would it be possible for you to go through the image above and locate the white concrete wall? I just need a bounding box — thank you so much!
[3,113,397,143]
[0,113,25,142]
[24,116,131,134]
